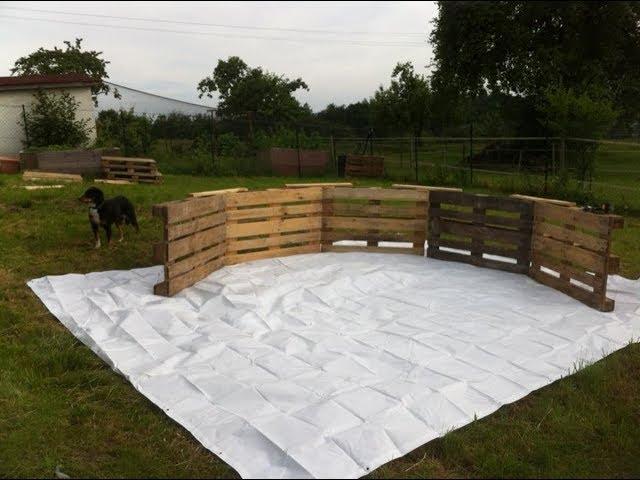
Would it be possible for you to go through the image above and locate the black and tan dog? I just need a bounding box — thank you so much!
[79,187,139,248]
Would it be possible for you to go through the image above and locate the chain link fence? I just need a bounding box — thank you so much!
[1,102,639,212]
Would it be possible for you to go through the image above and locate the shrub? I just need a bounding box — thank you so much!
[22,90,91,148]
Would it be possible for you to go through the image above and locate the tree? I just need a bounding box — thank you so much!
[538,86,618,139]
[430,2,640,125]
[315,100,374,136]
[371,62,431,137]
[22,90,91,148]
[539,86,618,184]
[197,56,309,124]
[11,38,118,106]
[95,109,153,156]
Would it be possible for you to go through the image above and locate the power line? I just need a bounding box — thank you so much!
[0,14,427,47]
[0,5,428,37]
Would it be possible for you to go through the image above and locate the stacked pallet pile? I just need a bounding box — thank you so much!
[345,155,384,178]
[101,156,162,184]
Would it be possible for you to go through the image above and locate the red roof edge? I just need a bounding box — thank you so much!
[0,73,99,88]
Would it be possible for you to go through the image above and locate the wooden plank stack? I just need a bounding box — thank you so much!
[23,170,83,182]
[345,155,384,178]
[152,195,226,296]
[322,187,428,255]
[101,156,162,184]
[529,203,623,311]
[427,191,534,274]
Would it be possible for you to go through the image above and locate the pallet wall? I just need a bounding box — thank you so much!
[152,195,227,296]
[224,188,323,265]
[322,187,428,255]
[151,186,624,312]
[529,202,623,311]
[427,191,534,274]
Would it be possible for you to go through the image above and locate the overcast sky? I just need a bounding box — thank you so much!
[1,1,437,112]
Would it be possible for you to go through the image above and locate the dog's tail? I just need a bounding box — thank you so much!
[124,201,140,232]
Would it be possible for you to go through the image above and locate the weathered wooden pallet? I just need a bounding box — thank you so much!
[224,187,323,266]
[322,187,428,255]
[345,155,384,178]
[427,190,533,274]
[529,203,623,311]
[152,195,227,296]
[102,156,162,184]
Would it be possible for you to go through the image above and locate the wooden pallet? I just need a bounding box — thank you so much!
[428,191,534,274]
[529,203,623,311]
[152,195,227,296]
[101,156,162,184]
[322,187,428,255]
[345,155,384,178]
[224,188,323,266]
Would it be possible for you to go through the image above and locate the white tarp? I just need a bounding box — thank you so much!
[28,252,640,478]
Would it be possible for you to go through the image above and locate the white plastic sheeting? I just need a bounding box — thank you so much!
[28,252,640,478]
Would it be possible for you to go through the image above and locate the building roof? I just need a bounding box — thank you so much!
[0,73,98,91]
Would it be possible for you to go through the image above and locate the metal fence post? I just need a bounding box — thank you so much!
[462,143,466,179]
[413,136,418,183]
[469,123,474,185]
[296,127,302,178]
[21,104,30,148]
[544,154,549,194]
[209,110,216,171]
[330,133,336,172]
[119,110,127,156]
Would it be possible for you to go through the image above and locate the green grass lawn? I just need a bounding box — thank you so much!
[1,173,639,478]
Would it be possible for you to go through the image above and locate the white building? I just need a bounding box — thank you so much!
[0,73,97,155]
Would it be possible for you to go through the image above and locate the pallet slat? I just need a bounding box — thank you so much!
[226,188,323,207]
[325,187,428,202]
